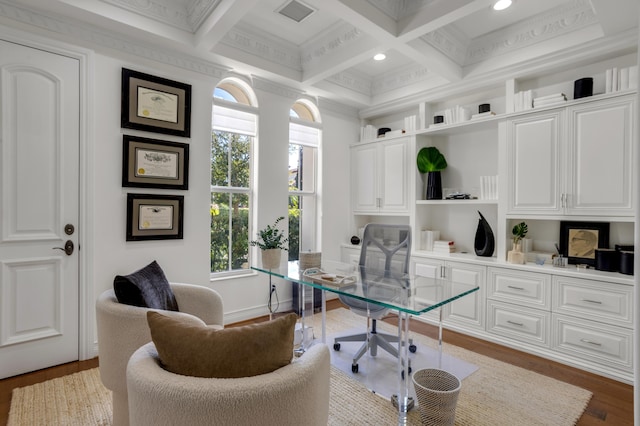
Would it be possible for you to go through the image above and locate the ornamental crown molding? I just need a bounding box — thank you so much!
[325,69,372,97]
[317,96,359,119]
[301,22,362,69]
[0,1,229,77]
[466,0,597,65]
[367,0,431,21]
[99,0,190,32]
[371,63,432,95]
[419,25,469,66]
[252,76,304,100]
[98,0,220,32]
[221,23,301,72]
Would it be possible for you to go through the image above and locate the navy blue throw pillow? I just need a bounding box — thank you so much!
[113,261,179,311]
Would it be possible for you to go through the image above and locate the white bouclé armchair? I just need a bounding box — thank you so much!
[126,342,330,426]
[95,283,224,426]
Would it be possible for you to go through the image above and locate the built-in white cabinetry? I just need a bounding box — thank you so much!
[506,94,635,217]
[565,96,634,216]
[506,110,563,215]
[351,138,409,214]
[413,258,486,333]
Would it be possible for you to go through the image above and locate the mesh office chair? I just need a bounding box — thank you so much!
[333,223,415,373]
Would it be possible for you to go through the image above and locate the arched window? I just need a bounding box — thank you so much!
[210,78,258,275]
[288,99,321,259]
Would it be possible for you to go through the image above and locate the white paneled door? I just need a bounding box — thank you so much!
[0,39,80,378]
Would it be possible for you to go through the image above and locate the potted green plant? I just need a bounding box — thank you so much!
[417,147,447,200]
[250,216,288,269]
[508,221,528,264]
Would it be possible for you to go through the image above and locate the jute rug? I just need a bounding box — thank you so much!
[9,308,592,426]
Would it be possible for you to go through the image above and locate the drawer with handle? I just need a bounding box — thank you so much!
[487,300,550,347]
[552,314,632,371]
[552,276,632,327]
[488,267,551,309]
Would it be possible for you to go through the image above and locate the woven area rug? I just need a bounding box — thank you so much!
[9,308,592,426]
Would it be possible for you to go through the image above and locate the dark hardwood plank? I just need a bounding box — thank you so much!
[0,300,632,425]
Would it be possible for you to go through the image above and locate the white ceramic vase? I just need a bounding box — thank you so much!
[507,242,525,264]
[261,248,281,269]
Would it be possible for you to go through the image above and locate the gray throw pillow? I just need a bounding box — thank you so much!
[113,260,179,311]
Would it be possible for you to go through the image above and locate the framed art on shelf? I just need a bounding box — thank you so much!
[126,193,184,241]
[559,221,610,266]
[122,135,189,189]
[121,68,192,137]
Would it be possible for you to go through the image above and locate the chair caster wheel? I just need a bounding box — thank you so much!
[333,343,341,351]
[351,364,359,373]
[400,366,412,380]
[409,344,417,353]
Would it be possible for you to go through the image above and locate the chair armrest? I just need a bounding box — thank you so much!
[170,283,224,327]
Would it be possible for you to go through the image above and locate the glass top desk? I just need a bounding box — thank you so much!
[253,261,479,425]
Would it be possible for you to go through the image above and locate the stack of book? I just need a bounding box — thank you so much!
[433,240,455,254]
[533,93,567,108]
[513,90,533,111]
[605,66,638,93]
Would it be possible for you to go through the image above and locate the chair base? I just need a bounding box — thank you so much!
[333,319,415,371]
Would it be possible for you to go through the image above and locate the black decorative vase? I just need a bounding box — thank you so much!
[425,171,442,200]
[474,211,495,257]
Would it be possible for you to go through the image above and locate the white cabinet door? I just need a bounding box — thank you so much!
[351,144,378,212]
[379,139,408,212]
[566,95,634,216]
[444,261,486,331]
[350,138,409,214]
[506,110,563,214]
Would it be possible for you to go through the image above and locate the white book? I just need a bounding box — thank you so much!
[612,67,618,91]
[629,65,638,89]
[605,68,613,93]
[534,93,566,101]
[620,67,629,91]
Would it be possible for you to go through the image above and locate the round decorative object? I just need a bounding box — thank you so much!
[433,115,444,124]
[479,103,490,113]
[574,77,593,99]
[350,235,361,245]
[377,127,391,137]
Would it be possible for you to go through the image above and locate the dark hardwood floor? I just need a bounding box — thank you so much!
[0,299,633,425]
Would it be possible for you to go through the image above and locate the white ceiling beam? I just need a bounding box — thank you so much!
[331,0,397,37]
[397,0,493,40]
[194,0,260,51]
[402,40,462,81]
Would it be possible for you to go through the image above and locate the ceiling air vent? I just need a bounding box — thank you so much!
[277,0,315,23]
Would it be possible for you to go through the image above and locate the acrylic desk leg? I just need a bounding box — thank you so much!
[295,281,306,356]
[321,290,326,344]
[438,308,443,369]
[393,311,412,425]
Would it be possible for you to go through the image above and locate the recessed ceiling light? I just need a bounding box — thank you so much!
[373,53,386,61]
[493,0,512,11]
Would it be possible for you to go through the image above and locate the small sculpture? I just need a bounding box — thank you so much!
[474,211,495,257]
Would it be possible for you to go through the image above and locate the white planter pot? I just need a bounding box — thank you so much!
[261,249,281,269]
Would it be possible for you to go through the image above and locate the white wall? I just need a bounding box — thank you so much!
[82,50,359,353]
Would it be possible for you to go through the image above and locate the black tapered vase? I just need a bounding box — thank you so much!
[474,211,495,257]
[425,171,442,200]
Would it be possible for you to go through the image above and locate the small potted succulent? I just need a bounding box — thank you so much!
[250,216,288,269]
[508,221,528,264]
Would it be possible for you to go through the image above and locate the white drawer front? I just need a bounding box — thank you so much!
[553,277,633,327]
[488,267,551,309]
[487,300,550,347]
[552,314,633,371]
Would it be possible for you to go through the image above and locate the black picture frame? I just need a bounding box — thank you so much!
[122,135,189,189]
[126,193,184,241]
[559,221,609,266]
[121,68,191,137]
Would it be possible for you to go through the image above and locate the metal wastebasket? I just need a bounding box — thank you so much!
[412,368,461,426]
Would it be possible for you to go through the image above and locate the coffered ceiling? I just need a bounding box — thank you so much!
[1,0,638,116]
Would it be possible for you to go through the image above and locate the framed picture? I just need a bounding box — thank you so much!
[126,193,184,241]
[559,221,609,266]
[121,68,191,137]
[122,135,189,189]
